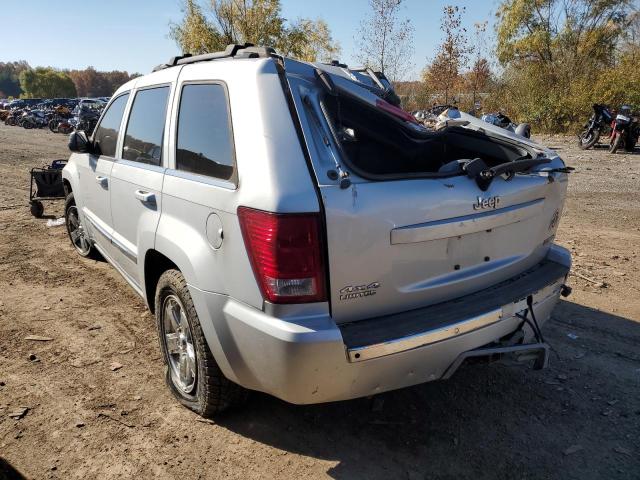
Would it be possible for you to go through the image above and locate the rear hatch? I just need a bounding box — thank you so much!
[282,59,568,323]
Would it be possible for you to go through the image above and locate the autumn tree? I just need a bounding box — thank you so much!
[170,0,340,61]
[422,5,470,105]
[466,21,492,112]
[354,0,414,82]
[68,68,139,97]
[19,68,76,98]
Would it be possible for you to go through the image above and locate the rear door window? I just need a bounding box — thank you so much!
[175,83,235,181]
[93,93,129,158]
[122,86,171,166]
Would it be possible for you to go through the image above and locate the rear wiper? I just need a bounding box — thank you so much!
[464,157,552,191]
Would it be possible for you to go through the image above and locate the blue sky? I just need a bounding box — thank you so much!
[1,0,501,79]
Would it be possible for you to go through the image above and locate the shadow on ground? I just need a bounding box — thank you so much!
[0,458,27,480]
[214,300,640,480]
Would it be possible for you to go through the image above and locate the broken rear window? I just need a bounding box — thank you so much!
[320,93,530,179]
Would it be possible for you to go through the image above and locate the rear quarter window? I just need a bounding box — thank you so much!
[175,83,236,181]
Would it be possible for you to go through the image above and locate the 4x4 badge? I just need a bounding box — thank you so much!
[339,282,380,301]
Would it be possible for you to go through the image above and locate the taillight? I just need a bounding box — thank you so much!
[237,207,327,304]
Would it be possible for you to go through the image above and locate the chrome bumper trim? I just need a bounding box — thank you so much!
[346,271,566,363]
[347,308,503,362]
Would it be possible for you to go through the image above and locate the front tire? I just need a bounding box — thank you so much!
[64,193,95,257]
[609,134,622,153]
[578,128,599,149]
[155,269,246,417]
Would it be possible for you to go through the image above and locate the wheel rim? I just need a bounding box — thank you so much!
[162,294,197,394]
[66,206,91,255]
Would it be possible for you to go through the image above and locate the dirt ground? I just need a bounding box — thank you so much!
[0,123,638,480]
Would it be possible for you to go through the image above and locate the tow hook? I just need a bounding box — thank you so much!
[560,284,572,297]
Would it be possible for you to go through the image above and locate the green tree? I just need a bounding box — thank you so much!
[19,68,77,98]
[0,61,30,98]
[279,18,340,62]
[491,0,636,130]
[169,0,223,53]
[169,0,340,61]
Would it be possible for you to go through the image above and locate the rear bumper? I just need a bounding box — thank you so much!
[190,245,571,404]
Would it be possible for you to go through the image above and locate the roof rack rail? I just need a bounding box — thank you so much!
[152,43,276,72]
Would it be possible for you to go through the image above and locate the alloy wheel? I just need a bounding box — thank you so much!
[162,294,197,394]
[66,206,92,255]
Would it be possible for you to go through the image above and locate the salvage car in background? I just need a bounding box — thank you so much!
[62,44,572,417]
[481,112,531,138]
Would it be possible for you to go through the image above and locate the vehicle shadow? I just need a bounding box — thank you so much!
[592,143,640,155]
[0,458,27,480]
[214,300,640,480]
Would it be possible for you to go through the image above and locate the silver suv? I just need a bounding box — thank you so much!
[63,44,572,416]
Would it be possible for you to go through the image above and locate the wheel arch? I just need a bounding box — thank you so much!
[143,249,180,314]
[62,178,72,197]
[142,247,240,386]
[61,158,80,198]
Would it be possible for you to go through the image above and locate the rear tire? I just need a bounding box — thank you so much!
[155,269,247,417]
[624,137,636,152]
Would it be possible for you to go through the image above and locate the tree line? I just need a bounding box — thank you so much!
[172,0,639,132]
[0,62,139,99]
[6,0,635,131]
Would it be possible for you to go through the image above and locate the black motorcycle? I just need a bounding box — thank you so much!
[74,106,102,135]
[608,105,639,154]
[578,104,613,150]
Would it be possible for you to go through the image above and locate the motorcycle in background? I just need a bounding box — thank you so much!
[609,105,639,153]
[75,106,101,135]
[578,104,613,149]
[22,109,50,129]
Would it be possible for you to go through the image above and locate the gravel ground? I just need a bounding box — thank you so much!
[0,124,638,480]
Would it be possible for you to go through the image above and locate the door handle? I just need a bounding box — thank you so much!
[134,190,155,203]
[95,175,108,187]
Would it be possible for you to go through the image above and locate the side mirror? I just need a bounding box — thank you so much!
[68,130,91,153]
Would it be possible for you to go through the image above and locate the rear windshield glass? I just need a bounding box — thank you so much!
[322,94,528,177]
